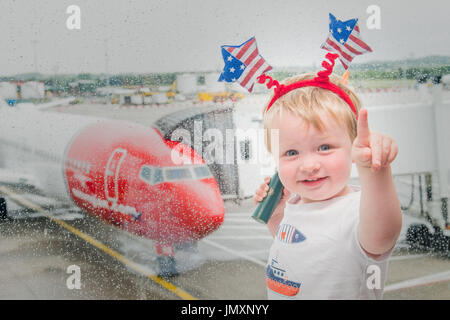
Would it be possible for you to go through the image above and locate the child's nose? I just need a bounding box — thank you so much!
[299,157,320,173]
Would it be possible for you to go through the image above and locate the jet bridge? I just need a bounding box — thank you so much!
[154,103,239,199]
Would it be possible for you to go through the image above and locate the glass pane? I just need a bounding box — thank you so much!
[139,166,152,182]
[193,166,212,179]
[153,168,164,184]
[165,168,192,180]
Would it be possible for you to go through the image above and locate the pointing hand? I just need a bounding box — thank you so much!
[352,108,398,172]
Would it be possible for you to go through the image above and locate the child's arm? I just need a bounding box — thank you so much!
[352,109,402,256]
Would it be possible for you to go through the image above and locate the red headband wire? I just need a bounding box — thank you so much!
[257,53,358,120]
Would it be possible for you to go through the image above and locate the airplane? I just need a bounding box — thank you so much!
[0,96,225,276]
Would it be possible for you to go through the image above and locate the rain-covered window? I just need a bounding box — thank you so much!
[139,165,164,185]
[153,167,164,184]
[1,0,449,303]
[193,166,213,179]
[139,165,152,181]
[164,167,192,181]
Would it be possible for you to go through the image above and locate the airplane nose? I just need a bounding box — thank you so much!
[177,182,225,239]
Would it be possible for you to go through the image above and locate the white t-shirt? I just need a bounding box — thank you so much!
[266,186,392,300]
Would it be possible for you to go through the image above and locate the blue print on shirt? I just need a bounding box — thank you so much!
[276,224,306,244]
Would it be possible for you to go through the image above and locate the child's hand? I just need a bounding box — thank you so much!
[253,176,272,205]
[253,176,291,205]
[253,176,291,237]
[352,108,398,172]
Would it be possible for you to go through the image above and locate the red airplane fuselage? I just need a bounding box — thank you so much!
[65,120,225,245]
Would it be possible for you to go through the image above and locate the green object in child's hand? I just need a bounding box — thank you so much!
[252,172,283,224]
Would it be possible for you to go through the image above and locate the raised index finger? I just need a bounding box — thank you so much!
[355,108,371,146]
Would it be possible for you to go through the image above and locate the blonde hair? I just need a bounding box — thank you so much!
[263,73,362,153]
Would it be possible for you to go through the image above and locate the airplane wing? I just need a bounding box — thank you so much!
[30,97,77,111]
[0,95,76,111]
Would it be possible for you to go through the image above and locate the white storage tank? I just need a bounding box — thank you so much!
[21,81,45,99]
[176,74,197,95]
[0,82,18,99]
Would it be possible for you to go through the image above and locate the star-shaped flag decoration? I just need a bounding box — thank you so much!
[321,13,373,69]
[218,37,272,92]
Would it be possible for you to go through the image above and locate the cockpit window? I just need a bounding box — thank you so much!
[153,168,163,184]
[140,166,152,181]
[165,168,192,181]
[193,166,213,179]
[139,164,212,185]
[139,165,163,185]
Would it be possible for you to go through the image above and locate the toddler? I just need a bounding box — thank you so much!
[254,68,402,299]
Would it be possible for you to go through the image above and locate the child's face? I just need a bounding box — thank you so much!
[272,110,353,203]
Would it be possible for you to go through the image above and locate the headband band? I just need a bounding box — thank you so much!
[258,53,358,119]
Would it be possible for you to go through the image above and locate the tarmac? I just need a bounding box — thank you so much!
[0,182,449,300]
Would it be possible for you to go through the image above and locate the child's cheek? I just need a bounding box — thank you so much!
[326,152,352,179]
[278,160,296,192]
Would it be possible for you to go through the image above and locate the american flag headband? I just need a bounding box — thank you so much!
[257,52,358,120]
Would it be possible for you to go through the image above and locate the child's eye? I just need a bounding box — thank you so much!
[285,149,298,157]
[318,144,331,152]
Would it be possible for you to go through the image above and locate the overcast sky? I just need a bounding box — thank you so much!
[0,0,449,76]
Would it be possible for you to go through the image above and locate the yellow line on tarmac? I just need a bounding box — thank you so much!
[0,185,197,300]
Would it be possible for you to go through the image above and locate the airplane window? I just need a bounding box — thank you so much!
[141,165,211,184]
[139,166,152,182]
[140,166,163,185]
[153,168,164,184]
[193,166,213,179]
[165,168,192,181]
